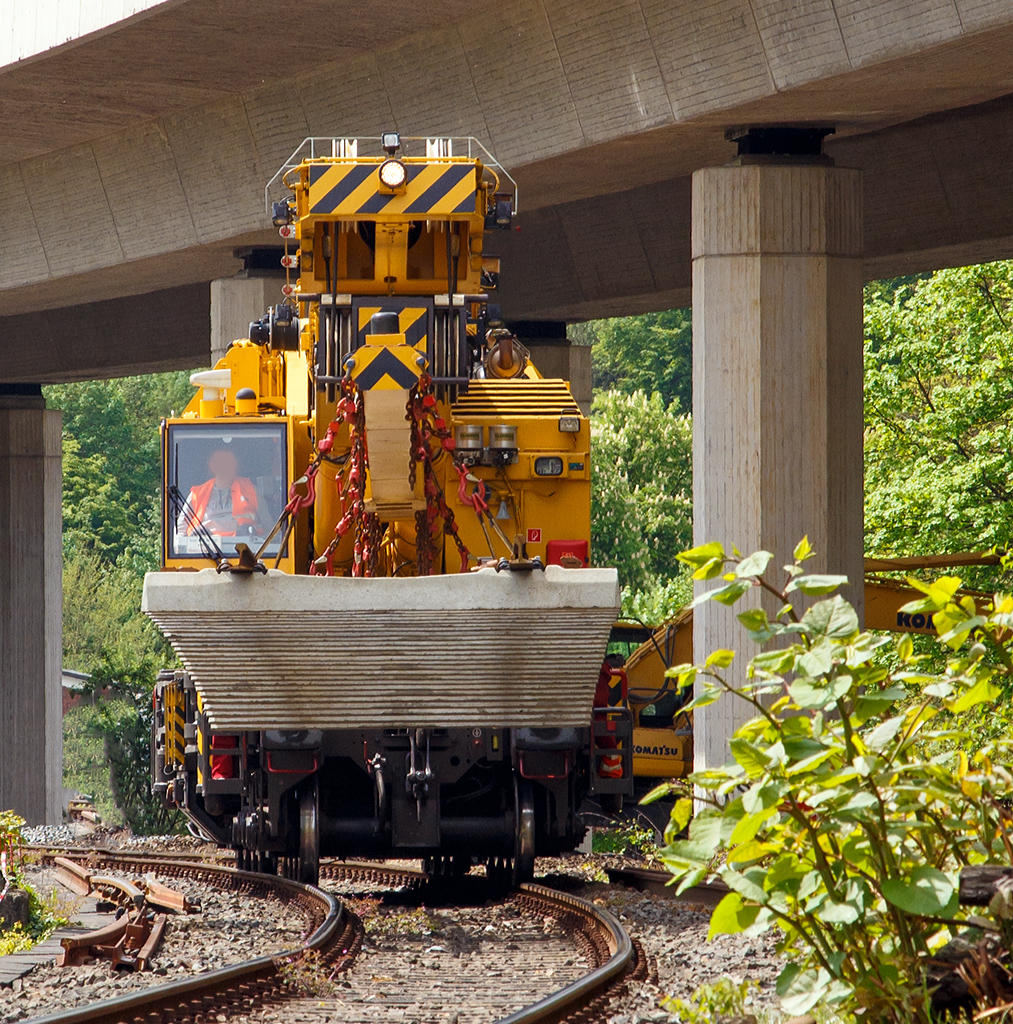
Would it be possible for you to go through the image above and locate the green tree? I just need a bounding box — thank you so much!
[61,546,180,833]
[864,263,1013,578]
[46,371,195,562]
[47,370,196,832]
[577,308,693,412]
[590,390,692,593]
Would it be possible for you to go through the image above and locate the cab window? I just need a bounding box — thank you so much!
[166,423,287,559]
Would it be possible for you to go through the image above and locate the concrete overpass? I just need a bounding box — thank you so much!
[4,0,1013,379]
[4,0,1013,819]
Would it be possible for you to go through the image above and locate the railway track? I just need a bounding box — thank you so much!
[16,851,639,1024]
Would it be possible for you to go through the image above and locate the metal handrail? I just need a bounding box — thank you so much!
[265,136,518,213]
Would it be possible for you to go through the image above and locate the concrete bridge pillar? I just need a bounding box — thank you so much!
[210,278,279,365]
[691,153,864,771]
[512,321,592,415]
[0,386,62,823]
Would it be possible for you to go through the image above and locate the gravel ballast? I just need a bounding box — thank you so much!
[232,878,590,1024]
[0,864,308,1023]
[7,835,790,1023]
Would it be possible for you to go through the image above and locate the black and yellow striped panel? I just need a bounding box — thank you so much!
[352,344,423,390]
[308,162,477,217]
[163,681,186,767]
[357,305,428,351]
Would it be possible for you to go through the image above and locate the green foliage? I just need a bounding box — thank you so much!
[0,812,68,952]
[620,569,693,627]
[62,547,179,833]
[590,823,658,858]
[46,373,192,562]
[657,538,1013,1022]
[48,373,195,833]
[0,810,25,874]
[63,705,124,827]
[95,695,179,835]
[590,390,692,592]
[864,263,1013,582]
[576,309,693,413]
[661,977,759,1024]
[62,547,167,677]
[580,310,695,619]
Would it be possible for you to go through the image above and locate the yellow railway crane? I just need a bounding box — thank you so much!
[145,135,626,883]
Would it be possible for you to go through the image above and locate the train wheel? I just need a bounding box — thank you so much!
[512,777,535,887]
[298,777,320,886]
[487,855,510,887]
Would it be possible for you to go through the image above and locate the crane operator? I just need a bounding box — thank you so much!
[178,446,265,542]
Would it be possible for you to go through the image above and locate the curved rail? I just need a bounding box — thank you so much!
[25,853,636,1024]
[26,857,348,1024]
[495,883,633,1024]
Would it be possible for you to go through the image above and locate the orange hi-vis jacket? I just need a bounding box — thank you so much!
[186,477,259,535]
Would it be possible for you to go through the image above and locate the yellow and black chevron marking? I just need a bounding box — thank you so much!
[352,344,423,390]
[309,161,477,217]
[163,680,186,767]
[357,305,428,351]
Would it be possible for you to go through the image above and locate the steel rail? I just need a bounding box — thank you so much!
[25,858,346,1024]
[494,882,633,1024]
[27,852,636,1024]
[605,864,730,903]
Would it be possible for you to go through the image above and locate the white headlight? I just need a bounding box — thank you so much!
[378,159,407,189]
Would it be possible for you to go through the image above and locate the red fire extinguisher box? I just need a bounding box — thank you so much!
[545,539,589,567]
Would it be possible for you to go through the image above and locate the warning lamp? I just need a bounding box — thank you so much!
[278,224,297,240]
[558,416,580,433]
[378,159,407,190]
[235,387,258,415]
[381,131,401,154]
[271,200,293,226]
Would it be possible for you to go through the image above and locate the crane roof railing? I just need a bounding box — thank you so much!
[265,136,517,214]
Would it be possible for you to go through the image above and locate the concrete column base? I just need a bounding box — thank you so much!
[691,161,864,772]
[512,322,591,415]
[210,278,281,365]
[0,387,62,824]
[526,343,591,415]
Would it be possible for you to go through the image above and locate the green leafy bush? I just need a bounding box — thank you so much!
[652,538,1013,1022]
[0,812,68,953]
[864,264,1013,583]
[661,977,759,1023]
[62,548,181,834]
[591,823,658,858]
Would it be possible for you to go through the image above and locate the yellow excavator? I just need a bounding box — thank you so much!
[615,552,998,791]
